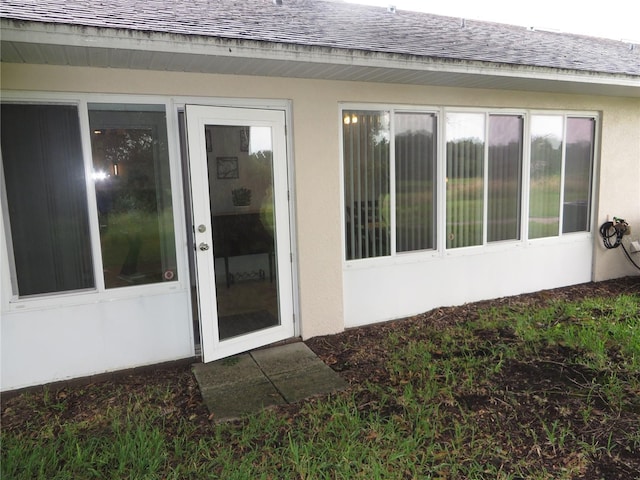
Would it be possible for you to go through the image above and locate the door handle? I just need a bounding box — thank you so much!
[198,242,210,251]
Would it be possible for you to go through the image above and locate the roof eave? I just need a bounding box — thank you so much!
[2,20,639,97]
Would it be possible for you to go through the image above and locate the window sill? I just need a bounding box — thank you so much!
[3,281,187,314]
[344,232,593,270]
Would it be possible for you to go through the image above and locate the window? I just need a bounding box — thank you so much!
[342,106,596,261]
[529,115,595,238]
[445,113,524,248]
[343,110,390,260]
[445,112,485,248]
[89,104,177,288]
[1,104,95,296]
[395,112,437,252]
[562,118,594,234]
[488,115,523,242]
[529,115,563,238]
[1,101,178,299]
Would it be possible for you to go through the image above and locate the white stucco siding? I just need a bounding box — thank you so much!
[1,63,638,390]
[593,102,640,281]
[344,237,594,327]
[1,291,193,391]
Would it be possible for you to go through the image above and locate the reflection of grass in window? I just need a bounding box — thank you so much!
[378,173,580,248]
[395,188,434,227]
[396,186,435,251]
[528,175,560,238]
[446,178,483,248]
[529,175,560,217]
[528,221,559,239]
[487,179,520,241]
[529,191,561,217]
[100,209,175,286]
[563,176,590,203]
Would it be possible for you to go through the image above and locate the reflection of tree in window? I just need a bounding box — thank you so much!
[249,150,276,237]
[528,115,563,239]
[89,107,177,288]
[99,129,156,214]
[445,112,485,249]
[102,129,155,278]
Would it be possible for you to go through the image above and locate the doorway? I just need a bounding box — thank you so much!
[185,105,294,362]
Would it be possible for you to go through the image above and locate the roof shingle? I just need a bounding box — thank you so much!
[1,0,638,76]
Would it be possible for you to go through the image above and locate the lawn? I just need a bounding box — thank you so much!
[2,278,639,479]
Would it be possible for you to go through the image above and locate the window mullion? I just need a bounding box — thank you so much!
[389,110,397,255]
[78,100,106,292]
[558,116,568,237]
[437,109,446,254]
[587,118,597,231]
[483,113,489,245]
[522,113,532,242]
[0,159,19,297]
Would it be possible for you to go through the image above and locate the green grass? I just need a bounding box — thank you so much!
[2,292,639,479]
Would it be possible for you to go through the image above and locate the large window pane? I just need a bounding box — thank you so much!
[343,110,390,260]
[395,112,437,252]
[446,112,485,248]
[562,118,594,233]
[89,104,177,287]
[529,115,563,239]
[488,115,523,242]
[1,104,95,296]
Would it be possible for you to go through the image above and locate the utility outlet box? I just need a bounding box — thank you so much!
[630,240,640,253]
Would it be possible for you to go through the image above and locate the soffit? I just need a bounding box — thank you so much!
[1,22,639,98]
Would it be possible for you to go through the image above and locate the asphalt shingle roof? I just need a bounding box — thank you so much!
[1,0,639,76]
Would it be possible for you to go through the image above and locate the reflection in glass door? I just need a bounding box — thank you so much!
[186,105,293,362]
[207,124,279,340]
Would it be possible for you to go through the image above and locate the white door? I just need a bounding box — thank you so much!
[186,105,294,362]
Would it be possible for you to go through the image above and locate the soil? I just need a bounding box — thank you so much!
[306,277,640,479]
[2,276,639,478]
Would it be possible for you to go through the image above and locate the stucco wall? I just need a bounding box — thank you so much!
[2,63,639,352]
[594,101,640,281]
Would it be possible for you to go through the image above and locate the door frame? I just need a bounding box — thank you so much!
[183,101,299,362]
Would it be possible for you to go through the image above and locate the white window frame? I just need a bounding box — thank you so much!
[0,92,189,312]
[526,112,599,244]
[339,104,442,266]
[340,104,599,269]
[393,108,441,256]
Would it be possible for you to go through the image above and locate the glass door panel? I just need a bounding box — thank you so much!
[206,125,280,339]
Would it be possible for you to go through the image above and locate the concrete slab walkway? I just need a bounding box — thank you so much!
[192,342,348,421]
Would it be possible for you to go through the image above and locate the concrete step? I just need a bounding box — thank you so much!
[192,342,348,421]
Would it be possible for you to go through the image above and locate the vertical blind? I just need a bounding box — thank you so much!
[446,113,485,249]
[487,115,523,242]
[1,104,95,296]
[395,112,437,252]
[343,110,390,260]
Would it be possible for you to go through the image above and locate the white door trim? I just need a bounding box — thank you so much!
[185,104,295,362]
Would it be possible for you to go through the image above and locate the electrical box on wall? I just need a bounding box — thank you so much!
[599,217,640,271]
